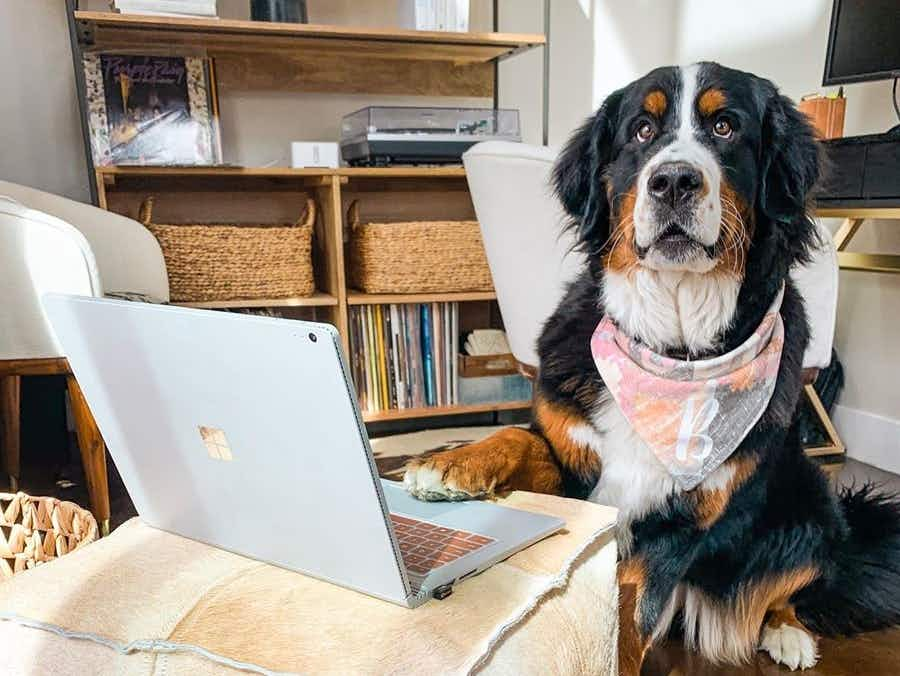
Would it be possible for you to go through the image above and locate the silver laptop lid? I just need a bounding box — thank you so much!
[43,294,411,604]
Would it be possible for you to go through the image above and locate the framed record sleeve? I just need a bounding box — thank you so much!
[82,54,222,166]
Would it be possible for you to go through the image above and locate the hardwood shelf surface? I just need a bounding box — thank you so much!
[74,12,545,64]
[338,166,467,178]
[362,400,530,423]
[347,290,496,305]
[815,207,900,219]
[173,292,338,309]
[96,166,468,180]
[97,166,331,178]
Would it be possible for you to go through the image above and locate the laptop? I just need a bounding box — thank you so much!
[42,294,563,608]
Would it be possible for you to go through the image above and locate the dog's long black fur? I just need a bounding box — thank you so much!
[546,63,900,644]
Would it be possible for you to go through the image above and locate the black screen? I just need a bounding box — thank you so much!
[824,0,900,84]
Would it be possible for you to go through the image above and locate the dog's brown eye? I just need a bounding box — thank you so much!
[636,122,655,143]
[713,117,733,139]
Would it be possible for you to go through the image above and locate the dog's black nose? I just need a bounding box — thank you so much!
[647,163,704,206]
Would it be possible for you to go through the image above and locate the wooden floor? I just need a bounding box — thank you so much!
[645,628,900,676]
[643,459,900,675]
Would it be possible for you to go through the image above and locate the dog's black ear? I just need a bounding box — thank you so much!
[553,89,623,249]
[758,87,822,264]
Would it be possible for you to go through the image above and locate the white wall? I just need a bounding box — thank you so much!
[0,1,90,201]
[672,0,900,470]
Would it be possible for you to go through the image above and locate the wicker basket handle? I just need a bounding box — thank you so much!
[297,198,317,227]
[138,197,155,226]
[346,200,361,230]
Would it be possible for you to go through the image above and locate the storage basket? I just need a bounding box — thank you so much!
[0,492,98,579]
[140,197,316,303]
[347,201,493,294]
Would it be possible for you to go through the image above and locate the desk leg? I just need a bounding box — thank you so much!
[803,384,845,459]
[833,217,864,252]
[67,376,110,536]
[0,375,21,492]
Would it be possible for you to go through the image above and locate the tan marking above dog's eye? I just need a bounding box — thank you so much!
[699,88,727,116]
[713,117,733,139]
[636,122,655,143]
[643,90,667,117]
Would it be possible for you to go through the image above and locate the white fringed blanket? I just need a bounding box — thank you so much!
[0,491,617,675]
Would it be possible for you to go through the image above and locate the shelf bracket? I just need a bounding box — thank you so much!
[76,20,95,47]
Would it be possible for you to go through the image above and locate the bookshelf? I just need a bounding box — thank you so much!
[73,11,544,63]
[362,401,532,424]
[347,291,498,306]
[93,164,529,421]
[73,9,545,424]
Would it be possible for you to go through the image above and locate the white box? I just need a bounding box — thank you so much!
[400,0,468,31]
[291,142,340,168]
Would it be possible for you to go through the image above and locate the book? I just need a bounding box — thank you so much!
[391,305,407,409]
[431,302,442,407]
[451,304,460,404]
[383,307,397,409]
[421,305,435,407]
[113,0,218,17]
[406,305,424,409]
[374,306,388,409]
[349,302,462,414]
[82,54,222,166]
[365,306,379,411]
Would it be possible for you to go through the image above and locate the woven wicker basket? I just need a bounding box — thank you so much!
[140,198,316,303]
[0,492,98,579]
[347,201,493,294]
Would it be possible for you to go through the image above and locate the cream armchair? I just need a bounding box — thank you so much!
[0,181,169,533]
[463,142,842,453]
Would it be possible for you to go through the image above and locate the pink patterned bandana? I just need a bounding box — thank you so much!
[590,287,785,490]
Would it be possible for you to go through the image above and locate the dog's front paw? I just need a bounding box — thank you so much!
[403,451,496,502]
[759,622,819,670]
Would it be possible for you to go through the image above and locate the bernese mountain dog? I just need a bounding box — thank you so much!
[403,62,900,672]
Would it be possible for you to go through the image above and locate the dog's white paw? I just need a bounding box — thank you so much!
[402,462,486,502]
[759,622,819,670]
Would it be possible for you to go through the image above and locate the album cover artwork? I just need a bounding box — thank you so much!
[83,54,222,166]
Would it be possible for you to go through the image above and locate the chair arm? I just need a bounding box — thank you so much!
[0,181,169,302]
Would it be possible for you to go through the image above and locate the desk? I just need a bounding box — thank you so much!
[817,207,900,274]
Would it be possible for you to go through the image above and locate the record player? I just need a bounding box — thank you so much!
[340,106,521,166]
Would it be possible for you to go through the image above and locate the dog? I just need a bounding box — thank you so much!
[403,62,900,672]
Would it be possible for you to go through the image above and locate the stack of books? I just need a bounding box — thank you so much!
[349,303,460,413]
[111,0,218,17]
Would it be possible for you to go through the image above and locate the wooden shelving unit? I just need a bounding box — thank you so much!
[72,11,544,99]
[347,291,497,306]
[174,292,338,310]
[74,10,543,424]
[73,11,545,62]
[363,401,531,424]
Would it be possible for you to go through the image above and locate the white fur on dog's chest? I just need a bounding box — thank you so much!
[569,398,678,552]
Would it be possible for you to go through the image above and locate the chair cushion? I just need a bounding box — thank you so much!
[0,180,169,302]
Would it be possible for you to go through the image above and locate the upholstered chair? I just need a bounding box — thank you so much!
[0,181,169,533]
[463,142,842,456]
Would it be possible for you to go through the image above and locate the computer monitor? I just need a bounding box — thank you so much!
[822,0,900,85]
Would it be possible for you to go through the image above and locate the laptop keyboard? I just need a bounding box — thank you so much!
[390,514,495,582]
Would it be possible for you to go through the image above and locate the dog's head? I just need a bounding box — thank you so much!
[553,62,820,279]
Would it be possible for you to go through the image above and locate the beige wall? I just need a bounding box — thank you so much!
[0,1,90,201]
